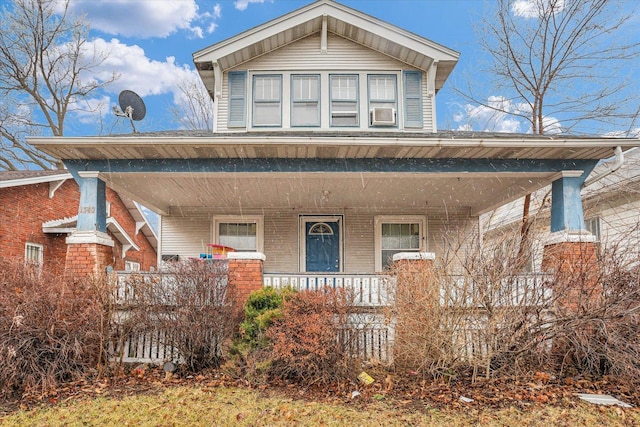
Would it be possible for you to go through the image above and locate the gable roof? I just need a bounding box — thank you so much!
[193,0,459,97]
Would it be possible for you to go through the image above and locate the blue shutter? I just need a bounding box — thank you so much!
[403,71,423,128]
[228,71,247,127]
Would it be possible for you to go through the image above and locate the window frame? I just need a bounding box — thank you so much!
[291,74,320,127]
[585,217,601,242]
[330,74,359,127]
[374,215,426,272]
[124,260,141,271]
[252,74,282,127]
[212,215,264,253]
[368,74,398,127]
[25,242,44,269]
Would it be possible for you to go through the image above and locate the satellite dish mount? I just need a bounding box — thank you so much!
[113,90,146,133]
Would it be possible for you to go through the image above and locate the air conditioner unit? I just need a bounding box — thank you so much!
[370,107,396,126]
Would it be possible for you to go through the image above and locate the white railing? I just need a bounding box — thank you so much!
[112,271,552,364]
[263,273,394,307]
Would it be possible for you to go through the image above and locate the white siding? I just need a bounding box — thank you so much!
[217,33,432,132]
[241,33,410,71]
[161,213,211,260]
[591,198,640,263]
[160,207,477,274]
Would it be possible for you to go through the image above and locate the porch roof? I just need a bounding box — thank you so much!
[27,131,639,217]
[28,130,639,161]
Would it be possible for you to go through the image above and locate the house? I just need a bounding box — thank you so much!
[482,147,640,270]
[0,170,157,277]
[28,0,639,295]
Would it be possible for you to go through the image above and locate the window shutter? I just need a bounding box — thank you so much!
[228,71,247,127]
[403,71,423,128]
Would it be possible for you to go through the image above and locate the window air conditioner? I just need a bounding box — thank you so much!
[370,107,396,126]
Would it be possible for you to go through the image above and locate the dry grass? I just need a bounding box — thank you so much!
[1,385,638,426]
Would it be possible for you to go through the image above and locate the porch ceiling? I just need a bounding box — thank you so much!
[103,171,555,216]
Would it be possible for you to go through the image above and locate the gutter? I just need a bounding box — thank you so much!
[583,146,625,188]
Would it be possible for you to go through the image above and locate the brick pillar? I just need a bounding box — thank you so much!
[542,231,600,314]
[64,231,115,281]
[227,252,265,307]
[390,252,437,368]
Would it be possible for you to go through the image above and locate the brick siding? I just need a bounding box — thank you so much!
[0,179,156,277]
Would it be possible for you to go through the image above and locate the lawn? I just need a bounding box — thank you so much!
[1,384,638,426]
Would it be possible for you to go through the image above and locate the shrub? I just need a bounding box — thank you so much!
[122,259,242,372]
[389,225,640,382]
[0,259,111,398]
[239,286,293,350]
[266,287,358,385]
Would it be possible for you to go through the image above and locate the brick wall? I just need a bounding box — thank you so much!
[0,179,156,277]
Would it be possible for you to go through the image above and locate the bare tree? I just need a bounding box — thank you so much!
[0,0,117,170]
[461,0,640,259]
[168,72,214,131]
[467,0,640,136]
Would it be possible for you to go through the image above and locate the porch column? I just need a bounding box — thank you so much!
[227,252,265,306]
[543,172,600,317]
[65,171,114,280]
[550,172,587,233]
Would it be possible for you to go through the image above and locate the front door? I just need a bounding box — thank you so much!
[302,217,341,272]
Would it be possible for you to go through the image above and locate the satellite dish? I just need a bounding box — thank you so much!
[113,90,146,133]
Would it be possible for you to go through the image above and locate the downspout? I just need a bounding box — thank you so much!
[582,146,624,188]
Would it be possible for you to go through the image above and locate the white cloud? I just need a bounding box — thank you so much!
[234,0,266,11]
[511,0,565,19]
[64,0,221,39]
[69,37,197,126]
[454,96,563,134]
[86,38,194,96]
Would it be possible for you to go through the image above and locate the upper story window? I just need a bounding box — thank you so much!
[252,75,282,127]
[330,74,359,127]
[228,70,424,130]
[368,75,397,126]
[291,75,320,127]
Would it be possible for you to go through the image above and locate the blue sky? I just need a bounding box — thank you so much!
[39,0,640,136]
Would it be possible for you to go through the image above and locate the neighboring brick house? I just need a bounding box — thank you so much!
[0,170,157,277]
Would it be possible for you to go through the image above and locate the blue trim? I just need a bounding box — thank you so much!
[227,71,247,128]
[550,175,589,232]
[403,71,423,128]
[64,158,598,175]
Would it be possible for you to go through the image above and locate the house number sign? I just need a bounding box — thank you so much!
[79,206,96,214]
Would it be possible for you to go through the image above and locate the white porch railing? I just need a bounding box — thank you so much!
[263,273,394,307]
[112,271,552,364]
